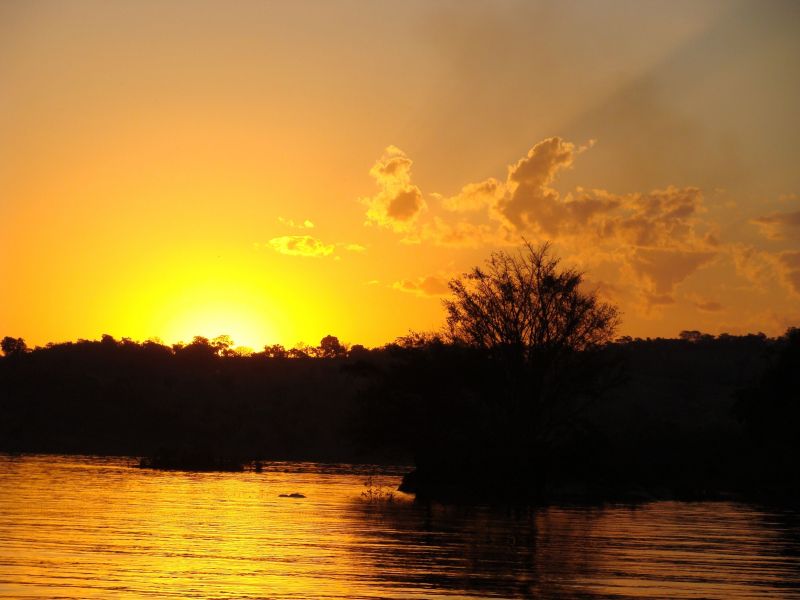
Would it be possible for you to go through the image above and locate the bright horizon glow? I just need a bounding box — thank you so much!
[160,303,273,350]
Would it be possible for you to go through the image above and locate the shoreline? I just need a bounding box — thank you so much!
[3,451,797,508]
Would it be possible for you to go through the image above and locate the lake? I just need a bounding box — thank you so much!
[1,455,798,599]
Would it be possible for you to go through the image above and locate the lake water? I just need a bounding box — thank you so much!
[1,455,798,599]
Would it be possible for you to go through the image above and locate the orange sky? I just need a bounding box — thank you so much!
[2,0,799,350]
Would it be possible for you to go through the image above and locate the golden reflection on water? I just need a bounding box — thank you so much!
[1,455,799,599]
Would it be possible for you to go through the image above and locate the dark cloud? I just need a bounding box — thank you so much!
[686,292,724,312]
[628,248,716,307]
[386,188,424,221]
[751,209,800,240]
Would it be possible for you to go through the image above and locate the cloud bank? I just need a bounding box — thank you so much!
[362,138,798,325]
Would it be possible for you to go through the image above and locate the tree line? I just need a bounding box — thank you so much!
[2,332,361,361]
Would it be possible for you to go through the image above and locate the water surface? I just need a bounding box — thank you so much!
[1,455,798,598]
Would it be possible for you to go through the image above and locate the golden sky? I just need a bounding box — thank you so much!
[2,0,799,350]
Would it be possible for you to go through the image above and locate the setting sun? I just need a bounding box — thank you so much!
[161,301,273,351]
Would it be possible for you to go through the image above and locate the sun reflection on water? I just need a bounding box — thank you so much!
[0,455,798,599]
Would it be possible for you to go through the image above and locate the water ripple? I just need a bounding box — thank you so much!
[1,455,798,599]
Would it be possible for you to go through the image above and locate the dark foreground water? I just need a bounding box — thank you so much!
[0,455,798,599]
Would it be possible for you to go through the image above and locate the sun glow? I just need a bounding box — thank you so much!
[164,303,274,350]
[162,301,273,351]
[3,1,799,349]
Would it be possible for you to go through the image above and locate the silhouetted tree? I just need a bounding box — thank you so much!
[264,344,288,359]
[679,330,715,343]
[444,241,620,445]
[1,336,27,357]
[288,343,312,359]
[212,335,236,357]
[318,335,347,358]
[446,241,619,357]
[348,344,370,359]
[355,242,624,500]
[679,330,702,342]
[395,331,444,349]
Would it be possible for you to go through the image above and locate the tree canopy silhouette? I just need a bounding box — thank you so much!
[442,242,621,448]
[445,241,619,357]
[1,336,27,357]
[318,335,347,358]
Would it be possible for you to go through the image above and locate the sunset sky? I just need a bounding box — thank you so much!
[2,0,799,350]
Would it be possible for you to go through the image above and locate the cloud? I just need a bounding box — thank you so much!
[497,137,580,229]
[502,180,717,304]
[361,139,711,258]
[264,238,366,258]
[387,188,424,220]
[581,278,626,305]
[628,248,716,296]
[278,217,315,229]
[360,141,717,296]
[358,137,797,326]
[503,162,718,304]
[363,146,427,231]
[612,187,706,244]
[613,244,717,312]
[686,293,724,312]
[730,245,800,297]
[420,218,508,248]
[751,209,800,240]
[776,251,800,295]
[392,275,450,297]
[510,183,709,253]
[442,178,503,212]
[268,235,334,258]
[730,244,774,289]
[643,292,676,308]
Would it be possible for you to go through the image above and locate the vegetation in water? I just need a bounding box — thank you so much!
[361,476,396,503]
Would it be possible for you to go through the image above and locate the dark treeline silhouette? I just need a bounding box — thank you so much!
[353,244,798,502]
[1,244,797,501]
[0,333,389,468]
[0,328,795,497]
[353,329,798,502]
